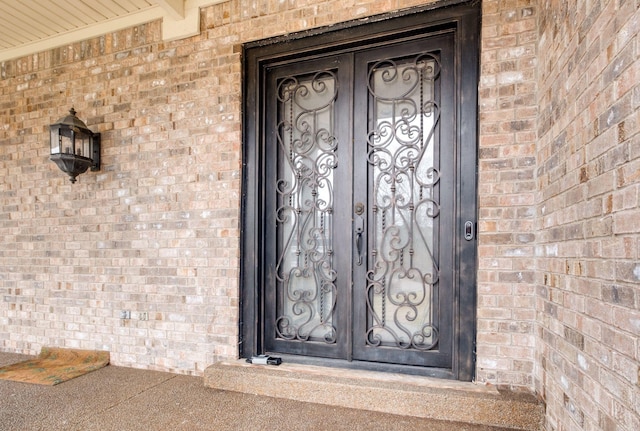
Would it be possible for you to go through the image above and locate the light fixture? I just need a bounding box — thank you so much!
[50,108,100,183]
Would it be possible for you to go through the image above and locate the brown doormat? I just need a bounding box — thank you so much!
[0,347,110,385]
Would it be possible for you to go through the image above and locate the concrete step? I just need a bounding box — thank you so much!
[204,360,544,430]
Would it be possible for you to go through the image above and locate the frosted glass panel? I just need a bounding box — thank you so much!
[275,71,338,343]
[365,55,441,350]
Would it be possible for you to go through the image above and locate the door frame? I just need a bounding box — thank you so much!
[240,0,480,381]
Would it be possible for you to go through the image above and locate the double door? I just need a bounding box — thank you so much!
[243,3,479,379]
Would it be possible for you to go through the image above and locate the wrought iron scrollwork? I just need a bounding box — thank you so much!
[274,70,338,344]
[365,53,441,351]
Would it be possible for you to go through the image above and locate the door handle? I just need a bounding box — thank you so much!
[355,215,364,265]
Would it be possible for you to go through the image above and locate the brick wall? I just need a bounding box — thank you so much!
[0,19,242,373]
[476,0,539,389]
[8,0,530,376]
[536,0,640,430]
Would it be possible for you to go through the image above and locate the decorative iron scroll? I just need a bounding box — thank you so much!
[365,53,441,350]
[274,71,338,344]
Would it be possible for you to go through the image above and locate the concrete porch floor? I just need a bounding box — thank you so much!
[0,351,540,431]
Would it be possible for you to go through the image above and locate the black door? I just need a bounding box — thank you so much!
[351,35,455,368]
[242,2,479,380]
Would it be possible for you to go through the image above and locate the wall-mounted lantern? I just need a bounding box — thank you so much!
[50,108,100,183]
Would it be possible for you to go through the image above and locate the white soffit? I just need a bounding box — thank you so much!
[0,0,228,62]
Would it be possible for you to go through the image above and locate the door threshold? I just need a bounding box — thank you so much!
[204,360,544,430]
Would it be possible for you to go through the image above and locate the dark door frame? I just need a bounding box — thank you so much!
[240,0,480,381]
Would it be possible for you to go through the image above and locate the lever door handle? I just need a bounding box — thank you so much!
[355,215,364,265]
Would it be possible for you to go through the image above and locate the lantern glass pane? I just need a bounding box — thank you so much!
[50,127,60,154]
[61,132,73,154]
[75,133,87,157]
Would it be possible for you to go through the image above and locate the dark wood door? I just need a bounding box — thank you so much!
[242,2,479,380]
